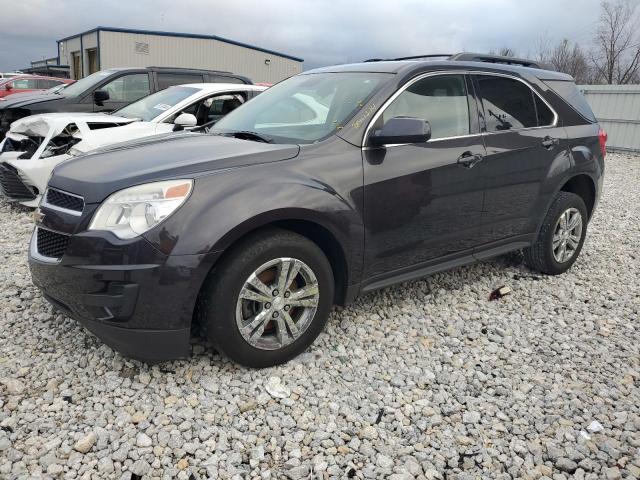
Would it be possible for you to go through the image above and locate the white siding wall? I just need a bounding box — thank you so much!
[59,32,98,79]
[99,31,302,83]
[579,84,640,153]
[59,37,81,74]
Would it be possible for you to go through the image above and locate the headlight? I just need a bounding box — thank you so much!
[88,179,193,239]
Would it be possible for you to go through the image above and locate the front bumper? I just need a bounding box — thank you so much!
[0,153,71,207]
[28,224,219,363]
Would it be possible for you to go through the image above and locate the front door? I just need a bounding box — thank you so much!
[363,73,486,280]
[472,74,568,247]
[93,73,151,112]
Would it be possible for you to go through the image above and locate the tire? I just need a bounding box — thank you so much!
[197,228,334,368]
[524,191,588,275]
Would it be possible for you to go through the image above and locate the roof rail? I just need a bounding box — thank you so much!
[364,54,452,63]
[363,52,546,69]
[448,53,544,69]
[148,66,234,74]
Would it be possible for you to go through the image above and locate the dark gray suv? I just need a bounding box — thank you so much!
[28,55,606,367]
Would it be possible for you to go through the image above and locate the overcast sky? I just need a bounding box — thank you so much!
[1,0,604,72]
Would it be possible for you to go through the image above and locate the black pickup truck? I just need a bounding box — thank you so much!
[0,66,251,139]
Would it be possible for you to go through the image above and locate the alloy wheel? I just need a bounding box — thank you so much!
[235,257,320,350]
[552,207,583,263]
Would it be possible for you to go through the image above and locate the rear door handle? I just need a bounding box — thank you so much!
[541,136,560,149]
[457,151,484,168]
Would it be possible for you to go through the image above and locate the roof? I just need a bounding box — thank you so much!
[0,74,73,83]
[303,60,574,81]
[57,26,304,63]
[178,83,267,93]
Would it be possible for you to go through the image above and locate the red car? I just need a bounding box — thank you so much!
[0,75,74,99]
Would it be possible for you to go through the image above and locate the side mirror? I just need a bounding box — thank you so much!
[5,84,12,91]
[93,89,110,105]
[370,117,431,147]
[173,113,197,130]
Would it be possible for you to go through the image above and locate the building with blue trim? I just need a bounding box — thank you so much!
[56,27,304,83]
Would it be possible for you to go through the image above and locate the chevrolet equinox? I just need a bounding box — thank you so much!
[28,56,606,367]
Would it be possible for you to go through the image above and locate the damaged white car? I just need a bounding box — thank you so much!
[0,83,265,206]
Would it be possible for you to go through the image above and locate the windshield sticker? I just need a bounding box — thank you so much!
[351,103,377,129]
[153,104,172,111]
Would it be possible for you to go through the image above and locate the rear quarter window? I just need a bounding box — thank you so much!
[544,80,597,123]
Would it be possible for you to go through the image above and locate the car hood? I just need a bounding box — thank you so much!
[10,112,135,139]
[1,91,55,103]
[49,134,301,203]
[0,92,65,109]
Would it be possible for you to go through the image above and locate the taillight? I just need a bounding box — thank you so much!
[598,128,608,158]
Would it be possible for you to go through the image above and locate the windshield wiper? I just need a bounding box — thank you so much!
[220,130,274,143]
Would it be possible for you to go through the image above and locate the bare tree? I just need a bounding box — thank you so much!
[534,32,553,65]
[548,39,591,84]
[592,0,640,84]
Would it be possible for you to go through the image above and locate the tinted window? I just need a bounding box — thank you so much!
[382,74,470,140]
[209,75,245,84]
[535,96,555,126]
[545,80,597,122]
[102,74,151,102]
[476,76,537,131]
[157,73,204,90]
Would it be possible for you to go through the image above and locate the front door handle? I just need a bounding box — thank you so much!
[457,151,484,168]
[541,136,560,149]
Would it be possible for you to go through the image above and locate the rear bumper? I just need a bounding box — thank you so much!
[29,228,219,362]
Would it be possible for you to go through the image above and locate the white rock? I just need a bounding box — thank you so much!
[136,432,153,447]
[73,432,96,453]
[587,420,604,433]
[265,376,291,399]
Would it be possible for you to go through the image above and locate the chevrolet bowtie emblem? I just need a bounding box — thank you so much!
[32,209,45,224]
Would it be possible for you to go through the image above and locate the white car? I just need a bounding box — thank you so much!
[0,83,265,206]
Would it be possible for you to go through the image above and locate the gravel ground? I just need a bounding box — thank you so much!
[0,152,639,480]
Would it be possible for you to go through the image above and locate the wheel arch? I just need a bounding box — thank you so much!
[201,209,357,308]
[559,173,596,219]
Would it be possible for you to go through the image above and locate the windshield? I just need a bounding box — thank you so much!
[211,72,389,143]
[114,86,199,121]
[60,70,115,96]
[48,84,68,93]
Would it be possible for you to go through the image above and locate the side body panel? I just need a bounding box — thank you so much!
[142,137,367,285]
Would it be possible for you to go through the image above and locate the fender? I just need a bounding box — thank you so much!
[532,134,602,237]
[143,160,365,285]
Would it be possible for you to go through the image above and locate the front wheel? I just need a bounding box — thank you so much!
[524,191,588,275]
[197,228,334,367]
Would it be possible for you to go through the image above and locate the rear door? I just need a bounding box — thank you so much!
[362,73,487,280]
[155,72,206,91]
[472,73,567,249]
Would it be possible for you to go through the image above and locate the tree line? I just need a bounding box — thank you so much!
[494,0,640,84]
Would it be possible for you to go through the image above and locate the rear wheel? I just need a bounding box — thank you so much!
[198,229,334,367]
[524,191,588,275]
